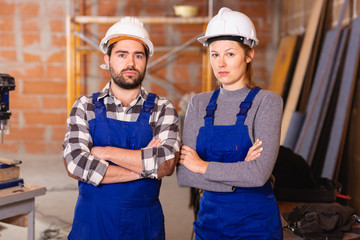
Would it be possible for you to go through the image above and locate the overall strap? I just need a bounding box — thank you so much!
[92,92,106,119]
[137,93,157,123]
[236,87,261,124]
[204,89,220,126]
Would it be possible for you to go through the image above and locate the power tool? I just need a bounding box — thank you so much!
[0,73,16,142]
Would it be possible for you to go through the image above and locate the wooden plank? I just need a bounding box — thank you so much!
[298,0,329,113]
[0,185,46,206]
[321,17,360,179]
[295,26,349,164]
[0,214,27,227]
[0,166,20,181]
[268,35,300,97]
[0,157,21,166]
[280,0,326,144]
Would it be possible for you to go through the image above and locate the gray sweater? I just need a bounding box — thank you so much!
[177,87,283,192]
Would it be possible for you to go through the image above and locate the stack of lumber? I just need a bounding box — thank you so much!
[0,157,23,189]
[268,0,360,180]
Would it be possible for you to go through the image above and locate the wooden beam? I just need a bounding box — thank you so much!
[321,17,360,179]
[280,0,326,144]
[268,35,300,97]
[295,0,349,164]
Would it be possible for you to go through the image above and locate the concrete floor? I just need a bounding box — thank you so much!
[0,154,325,240]
[0,154,194,240]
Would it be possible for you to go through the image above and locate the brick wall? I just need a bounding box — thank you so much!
[0,0,67,155]
[0,0,274,156]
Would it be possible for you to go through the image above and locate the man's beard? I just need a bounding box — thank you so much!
[109,65,146,90]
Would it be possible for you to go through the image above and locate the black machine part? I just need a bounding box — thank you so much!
[0,73,16,120]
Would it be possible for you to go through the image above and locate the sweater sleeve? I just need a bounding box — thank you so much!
[204,91,283,187]
[176,94,234,192]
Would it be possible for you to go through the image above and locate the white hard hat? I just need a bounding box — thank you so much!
[197,7,259,48]
[99,17,154,56]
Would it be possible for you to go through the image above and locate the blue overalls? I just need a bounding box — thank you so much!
[68,92,165,240]
[194,88,283,240]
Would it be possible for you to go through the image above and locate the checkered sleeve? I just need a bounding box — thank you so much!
[62,96,109,186]
[141,97,181,178]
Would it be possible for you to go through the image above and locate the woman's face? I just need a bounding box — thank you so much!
[209,40,254,90]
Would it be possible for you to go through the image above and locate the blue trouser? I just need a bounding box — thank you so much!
[195,88,283,239]
[68,92,165,240]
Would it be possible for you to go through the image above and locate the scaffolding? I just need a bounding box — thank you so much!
[66,1,214,113]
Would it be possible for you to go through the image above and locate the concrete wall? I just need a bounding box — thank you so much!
[0,0,275,156]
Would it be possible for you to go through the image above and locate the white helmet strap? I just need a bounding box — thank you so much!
[205,35,255,48]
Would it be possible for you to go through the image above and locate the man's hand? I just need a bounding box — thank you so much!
[244,139,263,161]
[146,138,161,148]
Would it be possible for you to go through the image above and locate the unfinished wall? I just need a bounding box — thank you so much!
[0,0,67,155]
[0,0,275,156]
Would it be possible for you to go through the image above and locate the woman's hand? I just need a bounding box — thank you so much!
[244,139,263,161]
[179,145,209,174]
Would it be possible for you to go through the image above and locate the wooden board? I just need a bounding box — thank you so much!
[0,166,20,182]
[295,26,349,164]
[321,17,360,179]
[268,35,299,97]
[0,157,21,166]
[280,0,326,144]
[0,214,27,227]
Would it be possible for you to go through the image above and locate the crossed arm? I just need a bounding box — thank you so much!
[179,139,263,174]
[64,138,178,184]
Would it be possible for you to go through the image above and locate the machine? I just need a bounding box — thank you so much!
[0,73,15,143]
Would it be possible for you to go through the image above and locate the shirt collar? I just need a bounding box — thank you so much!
[97,81,149,103]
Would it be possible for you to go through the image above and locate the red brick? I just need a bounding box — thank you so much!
[23,112,67,125]
[0,33,15,47]
[0,50,17,62]
[23,52,42,62]
[17,2,40,16]
[0,2,15,15]
[10,95,41,110]
[98,2,118,16]
[42,96,67,110]
[49,19,65,32]
[23,80,66,94]
[0,141,20,153]
[21,16,40,32]
[51,34,66,47]
[22,33,41,46]
[149,83,168,98]
[47,50,66,63]
[6,126,45,141]
[0,17,14,31]
[45,141,63,154]
[24,141,45,154]
[46,64,67,79]
[51,126,67,141]
[12,64,45,79]
[174,54,202,65]
[46,3,65,16]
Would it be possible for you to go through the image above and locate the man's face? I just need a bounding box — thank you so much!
[104,39,147,89]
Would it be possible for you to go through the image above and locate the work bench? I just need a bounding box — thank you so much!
[0,185,46,240]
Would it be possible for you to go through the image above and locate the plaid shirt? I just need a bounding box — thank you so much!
[62,82,181,186]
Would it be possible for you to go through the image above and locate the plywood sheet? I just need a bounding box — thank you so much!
[280,0,326,144]
[321,17,360,179]
[268,35,299,97]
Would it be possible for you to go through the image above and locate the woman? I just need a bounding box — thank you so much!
[177,7,283,239]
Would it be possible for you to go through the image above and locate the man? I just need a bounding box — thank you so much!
[62,17,180,240]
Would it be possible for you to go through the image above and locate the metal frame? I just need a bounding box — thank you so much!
[66,1,214,113]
